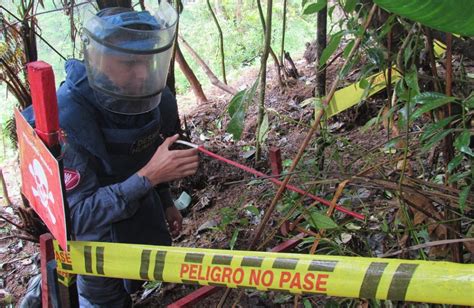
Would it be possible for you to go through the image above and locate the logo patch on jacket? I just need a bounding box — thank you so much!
[64,169,80,191]
[130,130,160,154]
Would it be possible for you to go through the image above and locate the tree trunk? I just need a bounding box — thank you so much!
[315,6,327,96]
[175,43,208,104]
[235,0,243,23]
[179,36,237,95]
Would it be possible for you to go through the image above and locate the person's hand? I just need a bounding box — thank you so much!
[165,206,183,237]
[138,134,199,186]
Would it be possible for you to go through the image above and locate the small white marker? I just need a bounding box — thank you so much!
[175,140,199,148]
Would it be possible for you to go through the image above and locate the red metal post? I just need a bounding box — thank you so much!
[27,61,77,307]
[269,147,283,176]
[40,233,55,308]
[27,61,59,150]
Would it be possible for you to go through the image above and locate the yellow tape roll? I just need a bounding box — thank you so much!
[54,241,474,306]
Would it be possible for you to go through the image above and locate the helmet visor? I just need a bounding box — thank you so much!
[82,2,177,114]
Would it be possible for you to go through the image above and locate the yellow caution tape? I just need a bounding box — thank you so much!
[433,40,446,58]
[52,241,76,287]
[54,240,474,306]
[325,68,401,118]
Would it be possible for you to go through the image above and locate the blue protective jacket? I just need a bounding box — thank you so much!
[24,59,178,304]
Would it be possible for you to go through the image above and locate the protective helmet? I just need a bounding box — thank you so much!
[82,2,177,114]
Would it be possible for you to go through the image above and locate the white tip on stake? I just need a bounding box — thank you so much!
[175,140,199,148]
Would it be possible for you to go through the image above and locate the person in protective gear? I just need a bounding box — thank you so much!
[24,2,199,307]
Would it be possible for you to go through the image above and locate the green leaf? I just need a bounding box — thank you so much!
[373,0,474,36]
[415,92,456,105]
[459,185,472,213]
[319,31,343,67]
[303,298,313,308]
[328,5,336,18]
[343,40,355,58]
[309,212,338,230]
[448,154,464,173]
[258,113,269,143]
[379,15,396,38]
[227,110,245,140]
[448,170,471,185]
[404,69,420,96]
[303,0,327,15]
[454,131,474,157]
[228,90,247,117]
[420,116,457,142]
[359,78,369,89]
[229,229,239,250]
[343,0,357,12]
[465,96,474,109]
[245,204,260,216]
[227,80,259,140]
[411,92,456,120]
[421,129,455,152]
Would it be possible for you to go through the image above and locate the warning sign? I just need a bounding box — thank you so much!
[16,109,67,249]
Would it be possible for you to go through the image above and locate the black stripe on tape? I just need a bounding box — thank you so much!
[57,272,65,281]
[241,256,263,267]
[387,263,418,301]
[140,250,152,280]
[153,251,167,281]
[212,254,233,265]
[61,262,73,271]
[307,260,338,272]
[84,246,93,273]
[272,258,299,270]
[185,253,205,263]
[181,279,200,285]
[359,262,388,299]
[96,246,105,275]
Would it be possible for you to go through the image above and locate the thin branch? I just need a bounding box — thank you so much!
[381,238,474,257]
[178,35,237,95]
[0,214,24,230]
[206,0,227,84]
[256,0,283,87]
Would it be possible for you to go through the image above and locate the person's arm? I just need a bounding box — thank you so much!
[66,134,198,237]
[64,145,153,236]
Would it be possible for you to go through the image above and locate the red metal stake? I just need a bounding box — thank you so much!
[40,234,55,308]
[269,147,282,176]
[27,62,59,150]
[27,61,78,307]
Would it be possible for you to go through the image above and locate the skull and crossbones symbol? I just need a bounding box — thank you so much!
[28,159,56,224]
